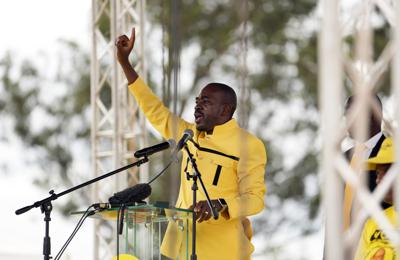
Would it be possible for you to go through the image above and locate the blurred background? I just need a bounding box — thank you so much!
[0,0,395,259]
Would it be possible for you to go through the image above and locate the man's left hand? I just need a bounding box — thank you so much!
[189,200,222,223]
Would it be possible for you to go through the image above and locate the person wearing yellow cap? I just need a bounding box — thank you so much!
[354,137,398,260]
[112,254,139,260]
[343,94,390,231]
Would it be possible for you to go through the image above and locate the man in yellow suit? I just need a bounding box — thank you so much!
[115,28,267,260]
[355,137,397,260]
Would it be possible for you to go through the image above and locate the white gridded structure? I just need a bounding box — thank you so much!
[320,0,400,259]
[88,0,267,259]
[90,0,147,259]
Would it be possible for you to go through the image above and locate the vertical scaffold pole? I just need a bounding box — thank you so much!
[91,0,147,259]
[319,0,344,258]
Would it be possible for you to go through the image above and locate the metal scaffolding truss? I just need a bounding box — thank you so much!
[90,0,147,259]
[237,0,250,129]
[319,0,400,259]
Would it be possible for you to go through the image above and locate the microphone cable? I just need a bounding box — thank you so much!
[148,130,193,185]
[147,159,175,185]
[54,204,96,260]
[116,204,127,260]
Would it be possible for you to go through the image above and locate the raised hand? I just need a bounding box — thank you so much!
[115,27,138,84]
[115,27,135,65]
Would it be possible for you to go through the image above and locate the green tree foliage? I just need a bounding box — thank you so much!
[0,0,321,253]
[148,0,321,249]
[0,41,91,215]
[3,0,394,257]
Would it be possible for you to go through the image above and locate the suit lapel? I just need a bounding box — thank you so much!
[369,134,386,158]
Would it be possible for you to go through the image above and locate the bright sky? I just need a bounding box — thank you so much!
[0,1,92,259]
[0,1,323,259]
[0,0,91,59]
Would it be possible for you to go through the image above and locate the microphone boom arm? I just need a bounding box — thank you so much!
[16,156,149,215]
[15,156,149,260]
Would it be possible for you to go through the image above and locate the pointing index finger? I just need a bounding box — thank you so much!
[129,27,136,48]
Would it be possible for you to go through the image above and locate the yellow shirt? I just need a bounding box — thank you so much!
[128,78,267,260]
[355,206,397,260]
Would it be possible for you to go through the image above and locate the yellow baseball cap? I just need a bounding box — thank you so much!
[112,254,139,260]
[367,137,395,165]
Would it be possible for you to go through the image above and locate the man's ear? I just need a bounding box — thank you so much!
[221,104,233,118]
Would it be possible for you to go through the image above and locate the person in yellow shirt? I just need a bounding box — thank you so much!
[355,137,397,260]
[115,28,267,260]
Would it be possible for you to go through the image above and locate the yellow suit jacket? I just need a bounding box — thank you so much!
[128,78,267,260]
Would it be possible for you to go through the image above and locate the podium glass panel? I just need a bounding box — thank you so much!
[72,204,191,260]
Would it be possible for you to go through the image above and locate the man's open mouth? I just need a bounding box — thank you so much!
[194,111,204,124]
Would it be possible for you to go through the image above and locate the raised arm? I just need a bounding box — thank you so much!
[114,27,192,140]
[115,27,138,84]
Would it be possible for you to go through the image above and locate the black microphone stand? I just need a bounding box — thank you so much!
[15,157,149,260]
[183,145,218,260]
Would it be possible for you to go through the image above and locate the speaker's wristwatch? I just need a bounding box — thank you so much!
[218,198,228,213]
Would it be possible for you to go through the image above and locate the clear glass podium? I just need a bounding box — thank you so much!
[73,204,192,260]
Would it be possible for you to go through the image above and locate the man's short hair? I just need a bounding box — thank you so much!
[207,83,237,117]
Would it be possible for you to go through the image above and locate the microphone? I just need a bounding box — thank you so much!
[15,205,34,215]
[108,183,152,205]
[172,129,194,155]
[134,139,175,158]
[92,203,111,210]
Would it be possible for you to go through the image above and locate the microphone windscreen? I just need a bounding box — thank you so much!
[108,183,152,205]
[127,183,152,202]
